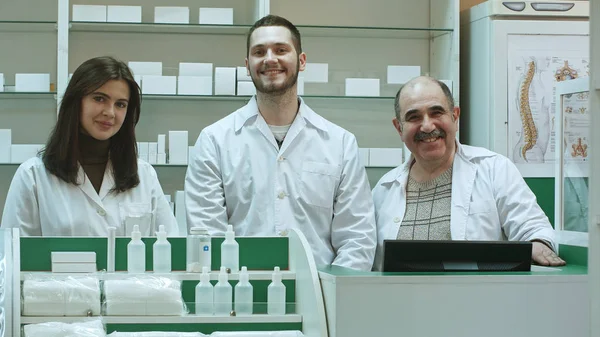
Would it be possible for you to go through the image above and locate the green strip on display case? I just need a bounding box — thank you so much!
[524,177,555,226]
[559,244,588,266]
[20,237,289,271]
[106,323,303,334]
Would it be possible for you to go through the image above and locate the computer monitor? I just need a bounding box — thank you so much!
[382,240,532,272]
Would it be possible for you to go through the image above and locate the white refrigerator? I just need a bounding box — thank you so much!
[460,0,589,177]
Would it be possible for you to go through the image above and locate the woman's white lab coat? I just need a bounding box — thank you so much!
[1,157,178,237]
[371,142,556,270]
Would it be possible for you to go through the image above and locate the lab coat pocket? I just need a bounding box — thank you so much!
[465,199,500,239]
[300,161,340,209]
[119,202,154,236]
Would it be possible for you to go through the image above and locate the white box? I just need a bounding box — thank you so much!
[128,62,162,76]
[199,8,234,25]
[175,191,187,236]
[168,131,188,165]
[302,63,328,83]
[157,134,166,154]
[387,65,421,84]
[157,153,167,165]
[107,5,142,23]
[237,81,256,96]
[148,142,158,156]
[177,76,212,95]
[358,148,369,168]
[369,148,403,167]
[140,154,149,163]
[72,5,107,22]
[179,63,212,77]
[10,144,43,164]
[345,78,380,97]
[134,75,142,89]
[0,129,11,163]
[138,142,149,157]
[52,262,97,273]
[141,75,176,95]
[0,73,4,92]
[154,7,189,24]
[51,252,96,263]
[440,79,453,94]
[236,66,251,81]
[297,77,304,95]
[164,195,172,203]
[15,73,50,92]
[214,67,236,95]
[148,154,157,164]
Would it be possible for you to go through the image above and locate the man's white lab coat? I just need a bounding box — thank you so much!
[372,142,556,270]
[1,157,178,237]
[185,97,376,271]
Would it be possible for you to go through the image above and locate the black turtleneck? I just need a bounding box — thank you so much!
[78,132,110,194]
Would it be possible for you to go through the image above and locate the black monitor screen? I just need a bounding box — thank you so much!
[382,240,532,272]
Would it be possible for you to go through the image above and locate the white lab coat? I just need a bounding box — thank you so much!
[1,157,178,237]
[371,142,556,270]
[185,97,376,271]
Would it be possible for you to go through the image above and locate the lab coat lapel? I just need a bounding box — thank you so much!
[450,152,476,240]
[98,160,115,200]
[279,113,306,154]
[255,113,280,150]
[76,164,105,209]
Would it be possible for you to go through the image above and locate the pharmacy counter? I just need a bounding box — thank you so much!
[319,264,588,337]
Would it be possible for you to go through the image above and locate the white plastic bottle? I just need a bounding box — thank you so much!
[153,225,171,273]
[214,266,232,315]
[195,266,214,315]
[234,266,253,315]
[187,227,212,272]
[127,225,146,274]
[267,266,286,315]
[220,225,239,272]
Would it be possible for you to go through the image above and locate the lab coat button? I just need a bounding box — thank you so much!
[280,229,289,236]
[278,156,285,162]
[393,217,401,223]
[97,209,106,216]
[277,191,286,199]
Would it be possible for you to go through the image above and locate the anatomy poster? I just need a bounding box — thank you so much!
[507,34,589,175]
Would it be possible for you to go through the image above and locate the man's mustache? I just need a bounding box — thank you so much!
[415,129,445,141]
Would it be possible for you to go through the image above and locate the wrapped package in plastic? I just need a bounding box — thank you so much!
[103,276,186,316]
[22,318,106,337]
[108,332,206,337]
[211,332,304,337]
[22,275,101,316]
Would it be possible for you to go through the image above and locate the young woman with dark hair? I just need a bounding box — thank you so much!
[1,56,178,237]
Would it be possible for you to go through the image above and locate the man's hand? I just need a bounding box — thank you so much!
[532,241,566,266]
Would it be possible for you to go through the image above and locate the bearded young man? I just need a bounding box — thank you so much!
[184,15,376,271]
[371,76,565,270]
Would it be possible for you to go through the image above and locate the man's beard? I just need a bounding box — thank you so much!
[251,60,299,95]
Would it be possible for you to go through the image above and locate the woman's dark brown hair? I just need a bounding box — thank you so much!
[42,56,141,193]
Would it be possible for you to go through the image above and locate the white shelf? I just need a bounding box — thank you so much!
[20,314,302,324]
[21,270,296,281]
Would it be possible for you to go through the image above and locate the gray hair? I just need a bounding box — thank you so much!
[394,78,454,121]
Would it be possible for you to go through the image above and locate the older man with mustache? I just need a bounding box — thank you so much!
[371,76,565,270]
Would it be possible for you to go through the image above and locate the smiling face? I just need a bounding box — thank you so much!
[393,79,460,166]
[80,79,130,141]
[245,26,306,96]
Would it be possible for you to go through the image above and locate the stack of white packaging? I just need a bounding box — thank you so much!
[103,277,184,315]
[51,251,97,273]
[107,5,142,23]
[15,74,50,92]
[168,131,188,165]
[72,5,107,22]
[22,276,101,316]
[23,319,105,337]
[178,63,213,95]
[215,67,236,95]
[10,144,43,164]
[236,66,256,96]
[0,129,10,163]
[154,7,189,24]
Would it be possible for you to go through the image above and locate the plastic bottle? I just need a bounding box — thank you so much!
[267,266,286,315]
[234,266,253,315]
[127,225,145,273]
[214,266,233,315]
[187,227,211,272]
[195,266,214,315]
[153,225,171,273]
[221,225,239,273]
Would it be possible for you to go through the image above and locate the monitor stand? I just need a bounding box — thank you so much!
[442,261,478,271]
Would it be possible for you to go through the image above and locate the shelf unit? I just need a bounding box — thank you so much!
[11,228,328,336]
[0,0,459,217]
